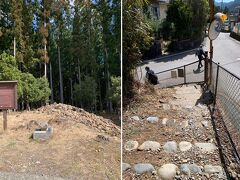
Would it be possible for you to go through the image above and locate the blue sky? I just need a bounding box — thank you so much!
[215,0,234,2]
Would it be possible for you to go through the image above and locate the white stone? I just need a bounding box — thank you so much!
[131,116,140,121]
[163,141,178,153]
[179,141,192,152]
[146,116,159,123]
[162,118,168,126]
[124,140,139,151]
[195,143,217,152]
[138,141,160,151]
[204,165,223,174]
[158,164,178,180]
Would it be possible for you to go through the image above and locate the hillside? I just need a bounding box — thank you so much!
[215,0,240,12]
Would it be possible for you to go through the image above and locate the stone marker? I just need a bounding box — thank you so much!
[134,163,155,174]
[138,141,160,151]
[158,164,178,180]
[33,127,53,141]
[124,140,139,151]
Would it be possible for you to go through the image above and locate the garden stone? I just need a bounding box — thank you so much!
[179,141,192,152]
[180,164,190,176]
[188,164,202,174]
[138,141,160,151]
[163,141,178,153]
[134,163,155,174]
[204,165,223,174]
[131,116,140,121]
[124,140,139,151]
[195,143,217,152]
[158,164,178,180]
[147,116,159,123]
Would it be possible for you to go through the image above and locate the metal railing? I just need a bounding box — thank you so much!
[154,60,205,88]
[209,62,240,159]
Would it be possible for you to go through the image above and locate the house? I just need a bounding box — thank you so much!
[147,0,170,22]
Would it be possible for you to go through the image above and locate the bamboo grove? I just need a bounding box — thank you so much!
[0,0,120,112]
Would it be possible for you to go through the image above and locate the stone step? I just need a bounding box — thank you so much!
[123,162,225,179]
[124,140,218,153]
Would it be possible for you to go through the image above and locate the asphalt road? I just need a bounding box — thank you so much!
[137,33,240,83]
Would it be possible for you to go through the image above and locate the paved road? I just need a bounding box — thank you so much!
[137,33,240,82]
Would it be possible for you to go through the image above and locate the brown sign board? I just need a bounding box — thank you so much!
[0,81,18,110]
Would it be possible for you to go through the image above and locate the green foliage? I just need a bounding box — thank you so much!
[0,52,50,105]
[123,0,153,98]
[21,73,50,103]
[161,0,209,40]
[0,52,23,96]
[73,76,97,111]
[109,76,121,110]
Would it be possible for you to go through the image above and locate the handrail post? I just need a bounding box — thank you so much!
[184,65,186,84]
[214,63,220,107]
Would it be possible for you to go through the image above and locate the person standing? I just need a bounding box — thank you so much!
[195,45,206,69]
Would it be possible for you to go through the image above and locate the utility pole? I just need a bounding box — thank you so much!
[209,0,214,86]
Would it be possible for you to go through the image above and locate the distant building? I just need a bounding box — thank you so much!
[147,0,170,22]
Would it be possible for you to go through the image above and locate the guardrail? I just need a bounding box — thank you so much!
[153,60,205,88]
[209,61,240,160]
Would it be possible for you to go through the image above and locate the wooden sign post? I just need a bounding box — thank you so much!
[0,81,18,131]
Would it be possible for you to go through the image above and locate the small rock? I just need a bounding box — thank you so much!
[188,164,202,174]
[162,118,168,126]
[131,116,140,121]
[180,164,190,176]
[163,104,171,110]
[134,163,155,174]
[179,141,192,152]
[146,116,159,123]
[204,165,223,174]
[201,121,209,128]
[124,140,139,151]
[163,141,178,153]
[122,163,131,172]
[138,141,160,151]
[195,143,217,153]
[158,164,178,180]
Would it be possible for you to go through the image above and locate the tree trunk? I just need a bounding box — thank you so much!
[77,58,83,107]
[13,37,16,57]
[104,48,113,112]
[50,62,54,103]
[58,45,64,103]
[70,78,73,105]
[44,13,47,77]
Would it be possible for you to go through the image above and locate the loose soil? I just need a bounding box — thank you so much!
[0,103,120,180]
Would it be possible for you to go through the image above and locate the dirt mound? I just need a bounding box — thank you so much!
[33,103,120,136]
